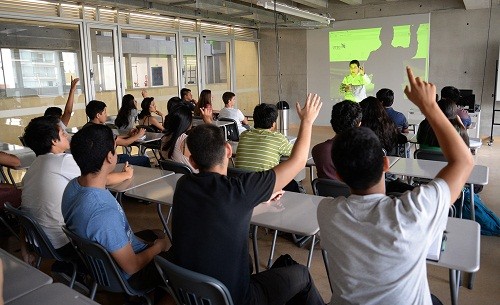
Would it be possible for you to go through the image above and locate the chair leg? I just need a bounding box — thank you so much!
[89,282,98,299]
[322,249,333,293]
[68,262,78,288]
[35,256,42,269]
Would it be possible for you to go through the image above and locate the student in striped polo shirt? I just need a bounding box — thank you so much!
[235,103,301,192]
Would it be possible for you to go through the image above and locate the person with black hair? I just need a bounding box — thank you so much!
[20,116,133,267]
[171,93,324,305]
[441,86,472,128]
[84,100,150,167]
[377,88,409,133]
[61,124,171,303]
[339,60,371,102]
[318,67,474,305]
[138,97,164,132]
[218,91,249,134]
[311,100,362,180]
[115,94,138,130]
[417,98,470,149]
[360,96,399,155]
[44,76,79,133]
[180,87,196,111]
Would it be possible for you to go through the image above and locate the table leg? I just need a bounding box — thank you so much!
[156,203,172,242]
[266,230,278,269]
[450,269,459,305]
[252,225,259,273]
[306,234,316,268]
[467,184,477,290]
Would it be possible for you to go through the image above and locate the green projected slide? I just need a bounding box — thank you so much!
[329,23,430,100]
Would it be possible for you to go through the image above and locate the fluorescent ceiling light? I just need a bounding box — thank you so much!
[256,0,333,25]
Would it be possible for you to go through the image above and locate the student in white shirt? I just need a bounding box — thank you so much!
[218,91,249,134]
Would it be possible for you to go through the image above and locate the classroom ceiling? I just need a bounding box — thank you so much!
[73,0,500,29]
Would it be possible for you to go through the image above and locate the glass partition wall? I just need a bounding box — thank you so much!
[0,10,259,146]
[0,19,84,143]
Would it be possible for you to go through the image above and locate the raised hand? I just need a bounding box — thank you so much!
[296,93,322,124]
[404,66,436,113]
[70,76,79,90]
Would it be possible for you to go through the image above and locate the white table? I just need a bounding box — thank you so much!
[251,191,324,272]
[0,248,53,303]
[388,158,489,221]
[133,131,164,144]
[107,163,173,204]
[0,142,36,186]
[427,217,480,305]
[5,283,99,305]
[124,174,184,241]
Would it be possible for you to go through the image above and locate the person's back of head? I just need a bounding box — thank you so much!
[180,88,191,100]
[360,96,398,152]
[71,124,115,176]
[115,94,136,128]
[376,88,394,107]
[253,103,278,129]
[349,60,360,67]
[167,96,183,113]
[330,100,362,134]
[44,107,63,119]
[332,127,385,191]
[162,105,193,158]
[186,124,225,172]
[437,98,458,120]
[23,116,61,156]
[86,100,107,120]
[441,86,461,103]
[222,91,235,105]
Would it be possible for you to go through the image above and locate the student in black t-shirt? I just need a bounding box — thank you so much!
[171,94,324,305]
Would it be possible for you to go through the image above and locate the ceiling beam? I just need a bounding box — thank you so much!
[462,0,491,10]
[293,0,328,9]
[338,0,362,5]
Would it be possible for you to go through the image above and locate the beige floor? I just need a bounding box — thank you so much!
[1,125,499,305]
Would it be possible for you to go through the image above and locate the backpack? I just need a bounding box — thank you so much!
[462,188,500,236]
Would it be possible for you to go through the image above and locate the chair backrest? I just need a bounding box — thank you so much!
[4,202,64,262]
[218,117,239,142]
[311,178,351,198]
[414,149,447,162]
[159,159,193,175]
[136,124,159,133]
[154,256,234,305]
[61,226,148,299]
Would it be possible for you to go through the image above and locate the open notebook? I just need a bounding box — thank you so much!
[426,231,446,261]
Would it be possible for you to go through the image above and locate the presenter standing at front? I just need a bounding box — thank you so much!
[340,60,371,102]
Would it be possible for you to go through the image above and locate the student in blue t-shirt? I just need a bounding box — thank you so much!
[61,124,172,303]
[377,88,409,133]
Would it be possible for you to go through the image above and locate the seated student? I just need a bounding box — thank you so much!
[62,124,170,302]
[180,88,196,111]
[218,91,249,134]
[417,99,470,150]
[44,76,79,133]
[318,67,474,305]
[194,89,213,117]
[171,94,324,305]
[376,88,409,133]
[160,106,197,173]
[84,100,151,167]
[441,86,472,128]
[138,97,164,132]
[311,100,362,180]
[115,94,138,131]
[20,116,134,265]
[360,96,400,156]
[236,103,302,192]
[0,152,22,235]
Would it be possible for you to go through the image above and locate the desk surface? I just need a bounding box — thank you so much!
[0,248,53,303]
[107,163,173,193]
[389,158,489,185]
[252,191,324,236]
[124,173,184,204]
[428,217,480,272]
[6,283,99,305]
[134,131,164,144]
[0,142,36,169]
[193,119,233,127]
